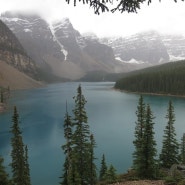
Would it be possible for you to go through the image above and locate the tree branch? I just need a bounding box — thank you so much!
[66,0,185,14]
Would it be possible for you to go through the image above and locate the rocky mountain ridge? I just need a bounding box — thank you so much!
[100,31,185,65]
[1,12,185,81]
[0,19,38,79]
[1,12,128,80]
[0,19,42,89]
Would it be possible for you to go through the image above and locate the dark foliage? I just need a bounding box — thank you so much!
[10,106,31,185]
[65,0,184,14]
[160,101,179,168]
[61,85,96,185]
[0,156,11,185]
[180,133,185,164]
[133,97,157,179]
[99,154,107,181]
[115,60,185,96]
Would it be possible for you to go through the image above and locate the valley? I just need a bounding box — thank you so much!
[1,11,185,88]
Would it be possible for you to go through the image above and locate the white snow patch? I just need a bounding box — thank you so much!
[49,24,68,61]
[116,57,145,64]
[24,28,32,32]
[2,17,28,23]
[169,55,185,61]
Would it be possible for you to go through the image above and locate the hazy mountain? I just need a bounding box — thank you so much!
[1,12,129,80]
[2,12,185,82]
[0,19,41,89]
[162,34,185,61]
[101,31,170,65]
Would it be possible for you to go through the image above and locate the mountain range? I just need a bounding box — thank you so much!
[1,12,129,81]
[0,11,185,86]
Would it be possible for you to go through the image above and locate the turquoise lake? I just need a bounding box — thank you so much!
[1,82,185,185]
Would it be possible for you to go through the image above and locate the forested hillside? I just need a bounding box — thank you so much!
[114,60,185,95]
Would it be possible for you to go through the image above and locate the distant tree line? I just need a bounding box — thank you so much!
[115,60,185,96]
[1,86,185,185]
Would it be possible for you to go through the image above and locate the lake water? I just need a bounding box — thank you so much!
[1,82,185,185]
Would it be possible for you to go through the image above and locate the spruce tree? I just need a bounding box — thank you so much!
[180,133,185,164]
[0,156,11,185]
[141,104,157,178]
[132,95,146,175]
[24,145,31,185]
[61,106,73,185]
[10,106,30,185]
[99,154,107,181]
[160,101,179,168]
[67,156,81,185]
[88,134,97,185]
[104,164,117,184]
[72,84,92,185]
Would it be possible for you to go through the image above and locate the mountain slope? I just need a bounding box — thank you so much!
[0,60,41,89]
[1,12,125,80]
[0,19,38,79]
[0,19,42,89]
[101,31,170,65]
[115,60,185,96]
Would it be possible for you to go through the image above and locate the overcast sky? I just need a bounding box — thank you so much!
[0,0,185,37]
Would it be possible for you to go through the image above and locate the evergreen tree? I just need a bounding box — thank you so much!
[160,101,179,168]
[104,164,117,184]
[61,105,73,185]
[71,84,91,185]
[180,133,185,164]
[67,156,81,185]
[88,134,97,185]
[0,156,11,185]
[10,106,30,185]
[61,85,96,185]
[99,154,107,181]
[24,145,31,185]
[141,104,157,178]
[132,95,146,175]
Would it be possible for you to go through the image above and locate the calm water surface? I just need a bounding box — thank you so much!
[1,82,185,185]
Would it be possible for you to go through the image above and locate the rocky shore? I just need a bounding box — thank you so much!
[111,180,164,185]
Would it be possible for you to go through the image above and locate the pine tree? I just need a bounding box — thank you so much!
[67,155,81,185]
[61,105,73,185]
[0,156,11,185]
[132,95,146,175]
[160,101,179,168]
[180,133,185,164]
[141,104,157,178]
[104,164,117,184]
[10,106,30,185]
[71,84,91,185]
[88,134,97,185]
[24,145,31,185]
[99,154,107,181]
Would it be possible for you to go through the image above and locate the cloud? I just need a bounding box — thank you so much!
[0,0,185,37]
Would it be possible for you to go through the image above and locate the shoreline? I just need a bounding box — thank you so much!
[0,102,6,113]
[114,88,185,99]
